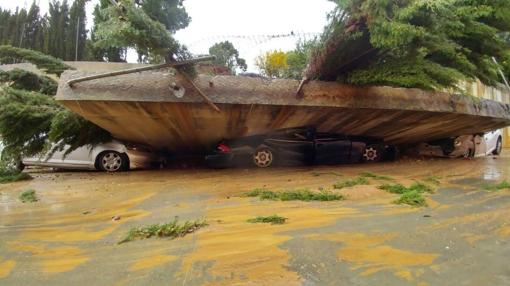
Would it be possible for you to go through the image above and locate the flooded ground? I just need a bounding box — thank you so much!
[1,151,510,286]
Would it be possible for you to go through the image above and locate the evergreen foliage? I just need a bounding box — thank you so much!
[307,0,510,90]
[209,41,247,74]
[93,0,187,63]
[0,87,111,158]
[89,0,127,62]
[0,45,73,76]
[0,68,57,95]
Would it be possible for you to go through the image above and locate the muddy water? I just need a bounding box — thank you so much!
[1,153,510,285]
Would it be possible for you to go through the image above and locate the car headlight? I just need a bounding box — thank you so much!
[454,140,462,147]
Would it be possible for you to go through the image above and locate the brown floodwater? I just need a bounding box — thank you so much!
[1,152,509,285]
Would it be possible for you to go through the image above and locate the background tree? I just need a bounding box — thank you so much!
[283,40,316,79]
[208,41,247,75]
[66,0,88,60]
[23,2,45,51]
[256,50,288,78]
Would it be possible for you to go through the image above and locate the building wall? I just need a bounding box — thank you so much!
[462,81,510,147]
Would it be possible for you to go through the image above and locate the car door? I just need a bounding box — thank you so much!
[483,131,497,155]
[264,131,314,165]
[314,136,351,164]
[44,145,94,168]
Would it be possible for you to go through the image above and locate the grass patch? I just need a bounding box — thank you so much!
[379,182,434,207]
[247,215,287,225]
[0,169,32,184]
[19,189,38,203]
[394,191,427,207]
[482,181,510,192]
[118,218,207,244]
[359,172,393,181]
[246,188,344,201]
[333,176,369,189]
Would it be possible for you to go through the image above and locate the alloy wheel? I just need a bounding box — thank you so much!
[101,152,123,172]
[363,147,378,162]
[253,149,273,168]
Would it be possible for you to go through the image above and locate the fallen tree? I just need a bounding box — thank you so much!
[303,0,510,91]
[0,47,111,161]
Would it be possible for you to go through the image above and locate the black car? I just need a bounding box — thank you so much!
[205,127,396,168]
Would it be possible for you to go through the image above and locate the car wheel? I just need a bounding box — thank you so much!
[363,145,382,162]
[96,151,129,172]
[253,147,274,168]
[493,137,502,155]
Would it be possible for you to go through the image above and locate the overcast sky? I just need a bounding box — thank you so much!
[0,0,335,71]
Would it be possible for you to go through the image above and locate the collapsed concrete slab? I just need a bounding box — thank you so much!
[56,69,510,152]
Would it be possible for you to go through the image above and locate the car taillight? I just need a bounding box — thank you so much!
[217,143,231,153]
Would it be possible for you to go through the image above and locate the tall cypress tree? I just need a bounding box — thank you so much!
[24,1,44,51]
[67,0,87,60]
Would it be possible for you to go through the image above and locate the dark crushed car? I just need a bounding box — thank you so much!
[205,127,397,168]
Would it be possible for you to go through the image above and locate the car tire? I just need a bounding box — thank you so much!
[362,145,383,163]
[252,146,274,168]
[96,151,129,172]
[493,137,502,155]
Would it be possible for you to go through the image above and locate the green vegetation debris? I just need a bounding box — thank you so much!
[0,167,32,184]
[118,218,207,244]
[482,181,510,192]
[19,189,38,203]
[333,176,369,189]
[246,188,344,202]
[379,182,434,194]
[379,182,434,207]
[359,172,393,181]
[394,191,427,207]
[247,215,287,225]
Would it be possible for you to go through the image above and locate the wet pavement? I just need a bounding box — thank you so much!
[1,151,510,285]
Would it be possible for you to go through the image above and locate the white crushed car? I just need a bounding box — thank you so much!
[416,129,503,158]
[21,140,161,172]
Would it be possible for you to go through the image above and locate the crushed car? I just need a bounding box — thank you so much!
[415,129,503,158]
[20,140,162,172]
[206,127,397,168]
